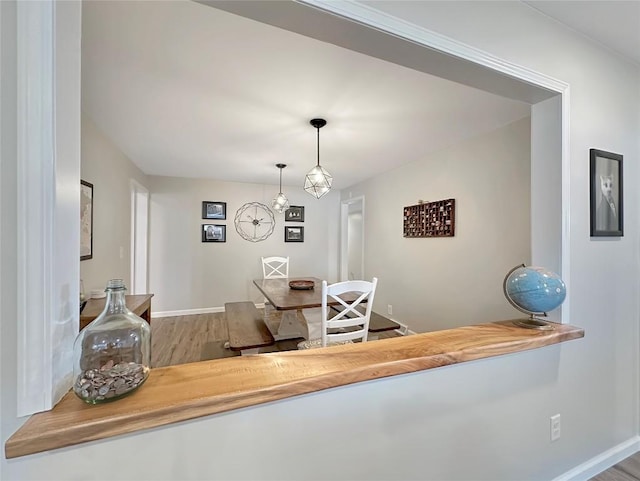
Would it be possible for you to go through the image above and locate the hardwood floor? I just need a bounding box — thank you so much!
[151,310,401,368]
[151,312,232,367]
[591,452,640,480]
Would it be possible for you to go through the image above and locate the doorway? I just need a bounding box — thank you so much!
[340,196,365,282]
[130,180,149,295]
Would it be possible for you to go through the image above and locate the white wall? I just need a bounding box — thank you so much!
[80,114,150,294]
[148,175,340,312]
[2,2,639,481]
[346,117,531,332]
[363,2,640,475]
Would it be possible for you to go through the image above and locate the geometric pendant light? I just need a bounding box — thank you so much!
[272,163,290,213]
[304,118,333,199]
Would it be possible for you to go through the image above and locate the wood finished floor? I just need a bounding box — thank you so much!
[151,310,400,368]
[592,452,640,481]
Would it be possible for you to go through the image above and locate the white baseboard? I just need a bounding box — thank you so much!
[552,436,640,481]
[152,306,226,318]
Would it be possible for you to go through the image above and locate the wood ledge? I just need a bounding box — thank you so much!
[5,320,584,459]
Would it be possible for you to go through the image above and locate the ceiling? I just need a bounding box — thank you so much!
[81,1,638,191]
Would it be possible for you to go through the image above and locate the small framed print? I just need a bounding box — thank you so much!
[590,149,623,237]
[284,226,304,242]
[202,201,226,220]
[284,205,304,222]
[80,180,94,260]
[202,224,226,242]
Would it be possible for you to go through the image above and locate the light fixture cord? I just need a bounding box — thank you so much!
[279,167,283,192]
[316,126,320,167]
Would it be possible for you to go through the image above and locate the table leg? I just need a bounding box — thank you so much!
[240,348,261,356]
[264,308,306,341]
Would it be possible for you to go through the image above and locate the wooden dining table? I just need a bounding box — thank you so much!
[253,276,361,341]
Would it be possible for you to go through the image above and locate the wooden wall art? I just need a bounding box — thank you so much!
[403,199,455,238]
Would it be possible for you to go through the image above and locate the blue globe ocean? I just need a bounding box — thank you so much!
[505,266,566,314]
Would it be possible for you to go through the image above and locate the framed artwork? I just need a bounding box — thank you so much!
[590,149,623,237]
[80,180,94,260]
[202,224,226,243]
[284,205,305,222]
[284,226,304,242]
[202,201,226,220]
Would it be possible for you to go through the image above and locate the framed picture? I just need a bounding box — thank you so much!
[80,180,93,260]
[284,226,304,242]
[590,149,623,237]
[202,201,226,220]
[284,205,305,222]
[202,224,226,242]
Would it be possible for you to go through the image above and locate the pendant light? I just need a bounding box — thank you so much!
[304,118,333,199]
[272,163,290,213]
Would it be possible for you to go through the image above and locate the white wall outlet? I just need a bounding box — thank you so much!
[387,304,393,315]
[550,414,561,441]
[119,246,124,259]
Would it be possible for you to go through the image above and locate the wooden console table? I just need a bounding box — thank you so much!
[79,294,154,331]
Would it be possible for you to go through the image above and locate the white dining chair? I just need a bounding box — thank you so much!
[261,256,289,279]
[260,256,289,332]
[298,277,378,349]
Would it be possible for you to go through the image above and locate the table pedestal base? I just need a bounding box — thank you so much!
[264,306,307,341]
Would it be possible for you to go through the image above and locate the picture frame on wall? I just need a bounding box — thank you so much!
[202,224,226,242]
[590,148,623,237]
[284,226,304,242]
[80,180,93,260]
[284,205,304,222]
[202,201,227,220]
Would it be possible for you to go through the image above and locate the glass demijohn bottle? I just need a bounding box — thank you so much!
[73,279,151,404]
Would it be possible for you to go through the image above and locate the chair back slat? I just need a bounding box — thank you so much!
[261,256,289,279]
[320,277,378,347]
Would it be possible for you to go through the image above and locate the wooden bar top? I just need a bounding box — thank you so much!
[5,319,584,459]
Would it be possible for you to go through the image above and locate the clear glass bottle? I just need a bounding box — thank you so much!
[73,279,151,404]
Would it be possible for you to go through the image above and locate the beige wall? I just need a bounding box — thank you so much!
[348,117,531,332]
[80,114,150,294]
[147,176,341,313]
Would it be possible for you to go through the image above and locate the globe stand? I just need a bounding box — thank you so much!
[512,315,555,330]
[503,264,561,331]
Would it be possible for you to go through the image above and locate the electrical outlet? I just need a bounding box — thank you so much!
[387,304,393,315]
[550,414,561,441]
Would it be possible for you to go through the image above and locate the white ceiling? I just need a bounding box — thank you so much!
[81,1,638,190]
[81,1,531,190]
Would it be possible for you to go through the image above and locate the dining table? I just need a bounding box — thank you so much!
[253,276,362,341]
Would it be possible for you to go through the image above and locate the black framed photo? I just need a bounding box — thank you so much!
[284,226,304,242]
[202,224,226,242]
[202,201,226,220]
[284,205,304,222]
[590,149,623,237]
[80,180,94,260]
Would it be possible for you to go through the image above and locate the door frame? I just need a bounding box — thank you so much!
[130,179,149,295]
[340,196,365,282]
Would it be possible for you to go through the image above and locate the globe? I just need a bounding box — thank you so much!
[503,264,566,328]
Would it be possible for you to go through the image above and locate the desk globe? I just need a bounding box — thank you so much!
[503,264,566,330]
